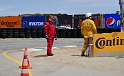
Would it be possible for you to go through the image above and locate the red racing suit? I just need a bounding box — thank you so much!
[44,22,57,55]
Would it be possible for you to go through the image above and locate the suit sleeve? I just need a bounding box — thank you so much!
[91,21,97,34]
[54,26,57,36]
[81,22,84,35]
[44,22,49,35]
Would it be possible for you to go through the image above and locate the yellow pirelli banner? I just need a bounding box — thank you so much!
[93,32,124,53]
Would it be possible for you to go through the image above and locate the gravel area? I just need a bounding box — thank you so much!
[30,47,124,75]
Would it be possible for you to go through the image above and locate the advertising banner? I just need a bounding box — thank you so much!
[74,14,85,28]
[22,16,46,28]
[92,14,104,28]
[74,14,104,28]
[0,16,22,28]
[93,32,124,54]
[57,15,72,28]
[46,16,59,28]
[46,15,72,29]
[105,14,121,28]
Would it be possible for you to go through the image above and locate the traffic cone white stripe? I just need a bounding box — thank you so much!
[24,51,28,54]
[20,47,30,76]
[21,69,28,73]
[23,59,28,66]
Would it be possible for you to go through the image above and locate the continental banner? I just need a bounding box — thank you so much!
[93,32,124,53]
[0,16,22,28]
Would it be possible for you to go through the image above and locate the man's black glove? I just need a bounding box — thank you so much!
[46,35,48,39]
[54,35,57,40]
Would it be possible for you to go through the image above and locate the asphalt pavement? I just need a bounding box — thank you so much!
[0,38,124,76]
[0,38,83,76]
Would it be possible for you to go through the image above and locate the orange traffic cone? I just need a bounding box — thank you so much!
[20,68,29,76]
[19,47,32,69]
[27,57,32,69]
[24,47,28,55]
[20,55,29,76]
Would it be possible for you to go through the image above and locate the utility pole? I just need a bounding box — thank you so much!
[119,0,124,31]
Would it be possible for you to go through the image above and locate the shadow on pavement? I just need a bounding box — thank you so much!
[34,55,48,57]
[71,55,81,57]
[71,55,89,57]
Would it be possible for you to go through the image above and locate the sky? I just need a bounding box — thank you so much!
[0,0,121,16]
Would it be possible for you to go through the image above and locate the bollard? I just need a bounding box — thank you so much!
[88,43,94,57]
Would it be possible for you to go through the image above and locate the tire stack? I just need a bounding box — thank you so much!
[13,28,19,38]
[71,29,77,38]
[19,28,25,38]
[31,28,37,38]
[77,29,83,38]
[1,28,7,39]
[37,28,42,38]
[25,28,31,38]
[104,28,111,33]
[59,29,66,38]
[109,28,114,33]
[97,28,104,34]
[116,28,121,32]
[111,28,118,32]
[42,28,45,38]
[65,29,71,38]
[56,29,60,38]
[6,28,13,38]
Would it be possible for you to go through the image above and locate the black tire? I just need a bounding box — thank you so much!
[108,28,114,33]
[25,28,31,38]
[13,34,19,38]
[13,28,19,34]
[37,28,42,38]
[6,28,13,38]
[71,29,77,38]
[31,28,37,38]
[19,34,25,38]
[97,28,104,34]
[77,29,83,38]
[13,28,19,38]
[116,28,121,32]
[65,29,71,38]
[19,28,25,32]
[59,29,66,38]
[56,29,59,38]
[42,28,45,38]
[1,28,7,38]
[19,28,25,38]
[104,28,111,33]
[111,28,118,32]
[1,34,6,39]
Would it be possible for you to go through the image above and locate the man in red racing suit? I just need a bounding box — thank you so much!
[44,15,57,56]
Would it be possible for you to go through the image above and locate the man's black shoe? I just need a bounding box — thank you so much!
[47,54,54,56]
[81,53,85,56]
